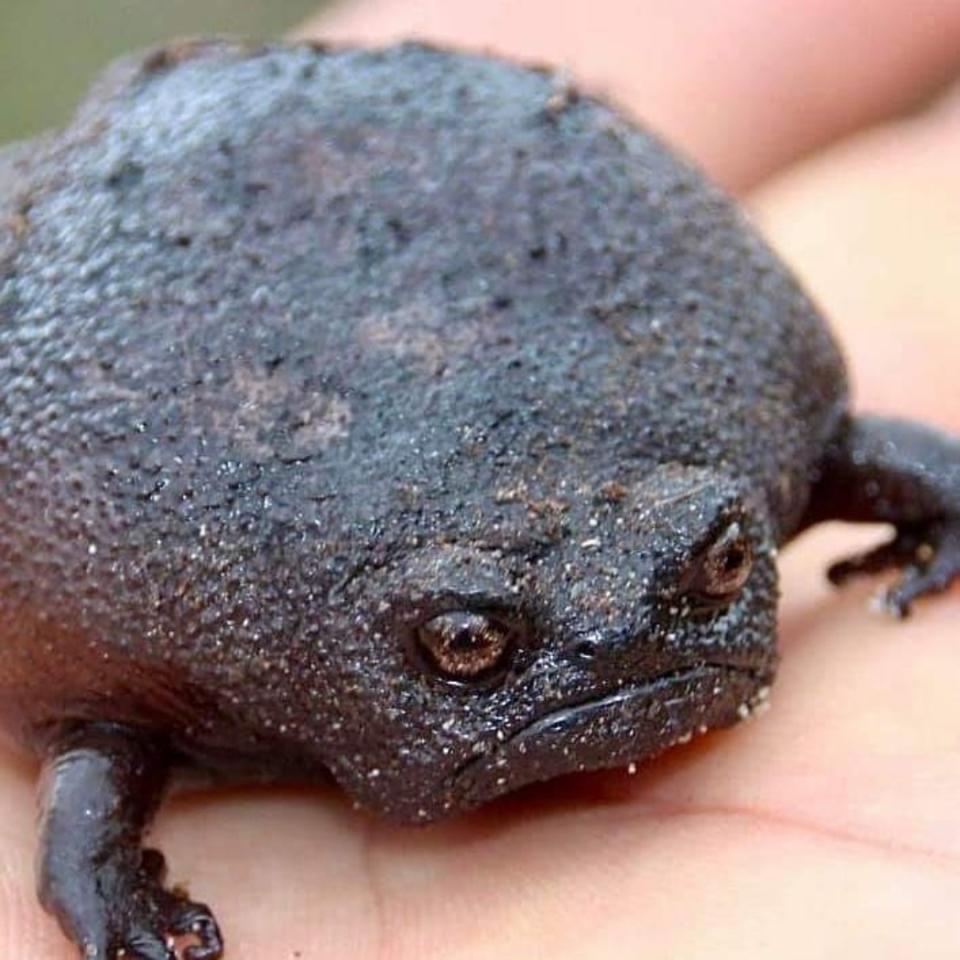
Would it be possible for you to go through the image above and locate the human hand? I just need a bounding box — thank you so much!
[5,1,960,956]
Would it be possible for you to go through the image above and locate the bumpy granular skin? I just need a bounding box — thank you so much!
[1,41,959,960]
[0,38,840,806]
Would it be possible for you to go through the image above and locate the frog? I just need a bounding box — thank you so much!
[0,39,957,960]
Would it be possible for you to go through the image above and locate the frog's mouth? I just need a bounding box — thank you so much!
[452,662,772,808]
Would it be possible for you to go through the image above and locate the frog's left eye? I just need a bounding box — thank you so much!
[683,521,754,606]
[416,612,515,681]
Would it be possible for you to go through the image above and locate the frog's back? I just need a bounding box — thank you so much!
[0,43,845,745]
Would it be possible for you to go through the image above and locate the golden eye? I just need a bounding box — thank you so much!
[686,522,754,604]
[416,612,513,680]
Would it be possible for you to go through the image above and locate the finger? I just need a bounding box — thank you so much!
[751,83,960,431]
[301,0,960,191]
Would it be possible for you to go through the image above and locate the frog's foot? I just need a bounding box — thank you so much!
[37,724,223,960]
[802,415,960,617]
[828,520,960,617]
[57,848,223,960]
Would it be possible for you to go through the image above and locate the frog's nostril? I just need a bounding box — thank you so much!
[573,638,600,661]
[571,630,625,661]
[570,625,642,662]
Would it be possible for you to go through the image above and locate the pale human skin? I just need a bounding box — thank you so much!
[4,1,960,956]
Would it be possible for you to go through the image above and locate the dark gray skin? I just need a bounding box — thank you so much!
[0,40,958,960]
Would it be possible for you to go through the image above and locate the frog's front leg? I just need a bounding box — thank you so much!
[802,414,960,615]
[37,723,223,960]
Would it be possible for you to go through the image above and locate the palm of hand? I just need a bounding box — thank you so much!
[8,554,956,958]
[5,2,960,956]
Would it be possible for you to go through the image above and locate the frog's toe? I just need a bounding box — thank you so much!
[126,850,223,960]
[165,899,224,960]
[111,893,222,960]
[122,930,178,960]
[827,522,930,586]
[829,522,960,617]
[72,869,222,960]
[883,525,960,617]
[76,927,173,960]
[134,883,223,960]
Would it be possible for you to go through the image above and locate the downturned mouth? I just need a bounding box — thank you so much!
[452,661,772,806]
[513,662,768,742]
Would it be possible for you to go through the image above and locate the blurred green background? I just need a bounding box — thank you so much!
[0,0,333,145]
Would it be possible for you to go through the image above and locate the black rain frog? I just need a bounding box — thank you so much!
[0,41,957,960]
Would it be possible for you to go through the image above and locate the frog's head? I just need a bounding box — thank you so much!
[317,462,779,822]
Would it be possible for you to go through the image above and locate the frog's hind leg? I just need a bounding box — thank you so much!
[36,723,223,960]
[801,414,960,616]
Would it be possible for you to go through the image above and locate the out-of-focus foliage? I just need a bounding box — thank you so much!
[0,0,330,144]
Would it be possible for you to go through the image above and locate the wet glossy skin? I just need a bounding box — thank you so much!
[0,41,958,960]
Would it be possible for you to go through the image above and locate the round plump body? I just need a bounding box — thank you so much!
[0,42,847,821]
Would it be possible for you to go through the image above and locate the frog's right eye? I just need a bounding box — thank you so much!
[415,612,515,681]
